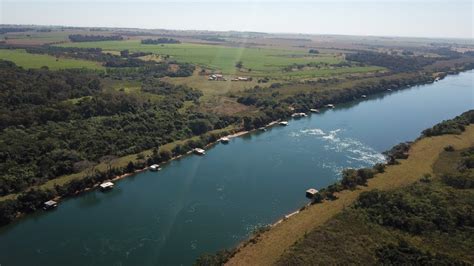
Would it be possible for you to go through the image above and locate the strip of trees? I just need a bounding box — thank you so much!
[141,38,180,44]
[68,34,123,42]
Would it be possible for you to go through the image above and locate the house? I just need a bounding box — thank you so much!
[99,181,114,191]
[150,164,160,171]
[231,76,250,81]
[193,148,206,155]
[208,74,225,81]
[306,188,319,199]
[43,200,58,210]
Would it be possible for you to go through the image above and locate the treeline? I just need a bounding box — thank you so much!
[346,51,435,72]
[22,46,195,77]
[0,27,34,34]
[236,73,435,130]
[69,34,123,42]
[141,38,180,44]
[25,46,149,68]
[422,110,474,137]
[0,128,235,226]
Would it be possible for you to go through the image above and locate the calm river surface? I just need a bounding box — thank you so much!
[0,71,473,266]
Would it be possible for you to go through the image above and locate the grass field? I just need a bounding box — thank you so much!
[58,40,345,74]
[0,49,104,70]
[226,125,474,265]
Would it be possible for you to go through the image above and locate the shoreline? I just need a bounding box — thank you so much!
[225,123,474,265]
[1,68,472,226]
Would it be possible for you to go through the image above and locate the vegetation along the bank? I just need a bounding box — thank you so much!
[195,110,474,265]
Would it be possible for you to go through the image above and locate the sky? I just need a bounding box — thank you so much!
[1,0,473,39]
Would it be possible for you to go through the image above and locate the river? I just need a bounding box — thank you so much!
[0,70,473,266]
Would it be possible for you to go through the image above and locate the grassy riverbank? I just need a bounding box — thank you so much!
[223,123,474,265]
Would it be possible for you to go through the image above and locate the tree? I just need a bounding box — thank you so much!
[189,119,213,135]
[120,49,129,57]
[235,61,243,69]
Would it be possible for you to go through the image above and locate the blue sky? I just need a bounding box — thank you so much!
[1,0,473,39]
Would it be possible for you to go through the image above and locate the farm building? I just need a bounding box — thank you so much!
[208,74,226,81]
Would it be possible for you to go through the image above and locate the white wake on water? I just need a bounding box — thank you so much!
[292,128,386,175]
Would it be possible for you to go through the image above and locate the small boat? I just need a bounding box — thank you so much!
[150,164,160,171]
[279,121,289,126]
[361,95,367,98]
[310,108,320,113]
[258,127,267,132]
[99,181,114,191]
[387,89,392,92]
[325,104,335,109]
[193,148,206,155]
[220,137,230,144]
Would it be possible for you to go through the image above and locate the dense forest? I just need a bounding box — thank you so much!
[68,34,123,42]
[0,60,235,198]
[346,51,437,72]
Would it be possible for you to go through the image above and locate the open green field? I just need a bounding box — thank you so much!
[0,49,104,70]
[58,40,344,74]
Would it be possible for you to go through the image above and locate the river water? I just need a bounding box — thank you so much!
[0,71,473,266]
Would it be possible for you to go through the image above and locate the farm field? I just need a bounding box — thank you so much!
[0,49,104,70]
[58,40,347,74]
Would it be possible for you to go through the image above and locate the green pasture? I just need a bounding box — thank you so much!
[0,49,104,70]
[58,40,344,74]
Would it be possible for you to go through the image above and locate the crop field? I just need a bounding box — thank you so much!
[58,40,346,74]
[2,31,73,45]
[0,49,104,70]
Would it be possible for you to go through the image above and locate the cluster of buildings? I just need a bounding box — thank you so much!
[208,74,251,82]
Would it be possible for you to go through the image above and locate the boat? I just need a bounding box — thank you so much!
[291,112,307,118]
[99,181,114,191]
[387,88,392,91]
[258,127,267,131]
[325,104,335,108]
[279,121,289,126]
[220,137,230,144]
[310,108,320,113]
[193,148,206,155]
[361,95,367,98]
[150,164,160,171]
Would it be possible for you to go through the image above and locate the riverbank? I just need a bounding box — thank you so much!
[0,68,472,227]
[224,123,474,265]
